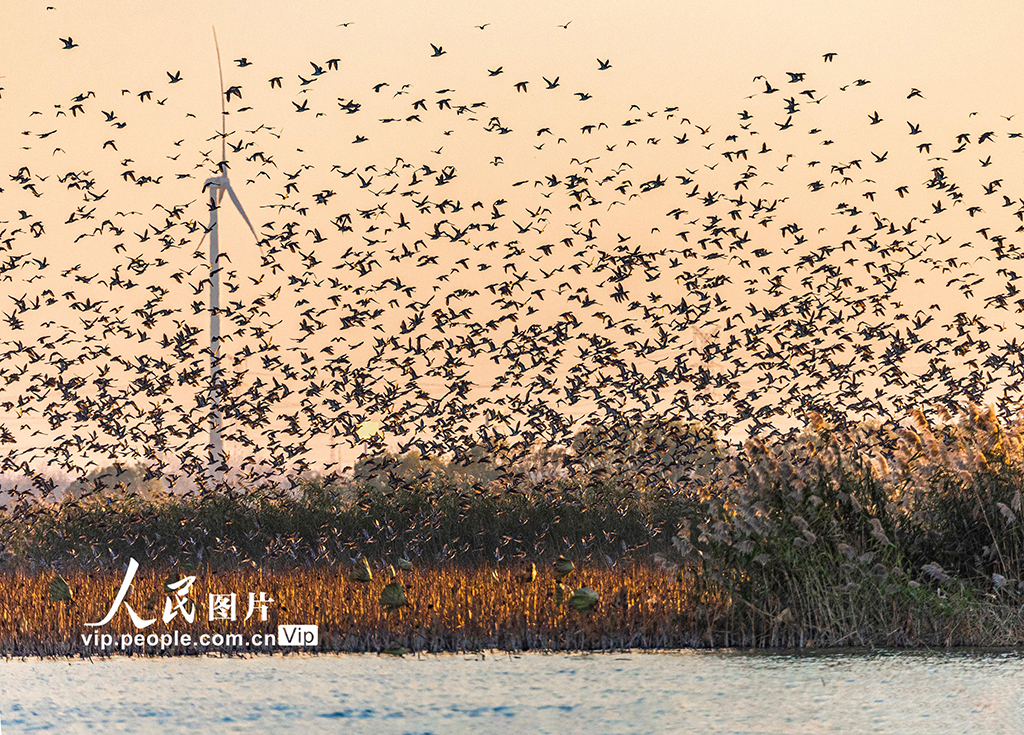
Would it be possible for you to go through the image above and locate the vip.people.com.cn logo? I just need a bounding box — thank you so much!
[78,557,317,651]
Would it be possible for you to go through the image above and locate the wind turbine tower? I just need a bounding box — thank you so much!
[202,28,259,485]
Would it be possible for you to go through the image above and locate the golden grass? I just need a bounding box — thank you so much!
[5,559,1023,657]
[1,562,730,656]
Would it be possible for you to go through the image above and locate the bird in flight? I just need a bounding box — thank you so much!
[166,71,182,84]
[234,57,253,67]
[60,37,78,49]
[597,58,612,71]
[822,52,837,62]
[430,44,446,57]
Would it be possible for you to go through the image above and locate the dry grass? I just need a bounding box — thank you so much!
[658,404,1024,650]
[2,562,721,656]
[7,405,1024,655]
[5,558,1024,657]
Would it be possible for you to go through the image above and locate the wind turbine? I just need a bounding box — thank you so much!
[199,28,259,486]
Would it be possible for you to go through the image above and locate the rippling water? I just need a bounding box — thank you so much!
[1,650,1023,733]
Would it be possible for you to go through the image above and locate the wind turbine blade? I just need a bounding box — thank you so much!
[213,26,227,173]
[224,181,259,241]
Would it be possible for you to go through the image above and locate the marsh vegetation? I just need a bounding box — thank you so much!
[5,407,1024,654]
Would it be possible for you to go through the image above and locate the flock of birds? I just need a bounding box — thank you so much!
[2,21,1024,497]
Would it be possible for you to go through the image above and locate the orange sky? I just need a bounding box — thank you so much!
[2,1,1024,485]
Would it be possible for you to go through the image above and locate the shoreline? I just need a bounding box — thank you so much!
[6,645,1024,662]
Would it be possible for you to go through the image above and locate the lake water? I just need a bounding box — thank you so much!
[1,650,1022,734]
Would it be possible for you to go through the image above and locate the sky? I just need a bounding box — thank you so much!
[2,1,1024,487]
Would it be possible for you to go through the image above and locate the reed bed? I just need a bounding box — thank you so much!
[659,404,1024,650]
[0,476,691,569]
[6,406,1024,654]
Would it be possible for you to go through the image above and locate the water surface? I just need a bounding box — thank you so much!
[1,650,1022,733]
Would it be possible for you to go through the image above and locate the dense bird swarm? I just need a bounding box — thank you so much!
[2,32,1024,498]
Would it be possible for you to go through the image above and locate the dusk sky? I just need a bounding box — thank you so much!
[3,1,1024,482]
